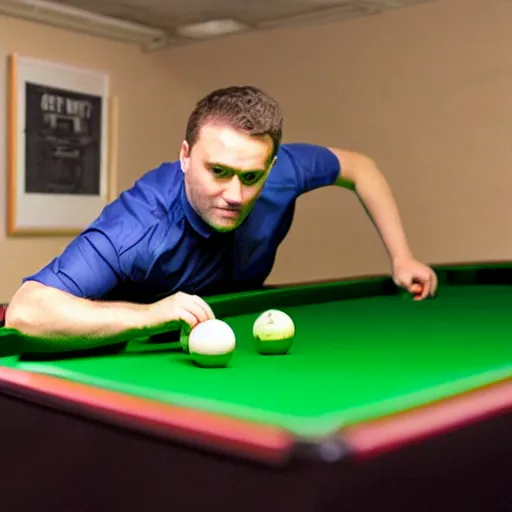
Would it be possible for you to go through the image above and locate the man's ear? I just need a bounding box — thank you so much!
[179,140,190,173]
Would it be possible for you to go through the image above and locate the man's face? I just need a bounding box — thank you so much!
[180,123,276,232]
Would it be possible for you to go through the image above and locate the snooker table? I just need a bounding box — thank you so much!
[0,261,510,512]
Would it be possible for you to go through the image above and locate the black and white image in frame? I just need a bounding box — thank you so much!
[7,53,112,236]
[24,82,102,196]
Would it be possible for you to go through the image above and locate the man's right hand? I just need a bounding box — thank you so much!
[149,291,215,332]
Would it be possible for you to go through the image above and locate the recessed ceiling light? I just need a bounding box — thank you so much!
[175,19,248,39]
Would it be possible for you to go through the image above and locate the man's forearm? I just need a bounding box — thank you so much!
[351,160,413,263]
[5,282,161,350]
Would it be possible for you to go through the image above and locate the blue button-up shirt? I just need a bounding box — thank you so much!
[25,143,340,302]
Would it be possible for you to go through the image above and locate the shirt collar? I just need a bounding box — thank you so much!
[179,179,216,238]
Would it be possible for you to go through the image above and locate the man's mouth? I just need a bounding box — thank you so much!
[214,207,241,218]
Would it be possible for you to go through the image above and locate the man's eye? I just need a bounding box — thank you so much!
[211,167,229,177]
[241,172,262,185]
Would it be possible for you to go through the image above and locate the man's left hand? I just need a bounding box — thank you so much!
[392,256,438,300]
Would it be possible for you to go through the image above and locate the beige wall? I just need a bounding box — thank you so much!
[2,0,512,300]
[152,0,512,284]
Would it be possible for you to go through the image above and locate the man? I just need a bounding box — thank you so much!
[5,85,437,346]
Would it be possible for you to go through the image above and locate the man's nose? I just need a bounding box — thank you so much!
[223,177,243,206]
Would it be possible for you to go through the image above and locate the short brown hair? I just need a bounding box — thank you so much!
[185,85,283,160]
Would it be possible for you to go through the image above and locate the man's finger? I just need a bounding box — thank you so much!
[191,295,215,321]
[409,282,424,300]
[431,272,438,296]
[177,309,201,330]
[420,280,430,300]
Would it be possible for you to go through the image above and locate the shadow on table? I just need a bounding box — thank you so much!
[0,328,184,362]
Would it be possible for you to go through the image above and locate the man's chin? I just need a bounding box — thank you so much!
[210,219,240,232]
[208,213,245,232]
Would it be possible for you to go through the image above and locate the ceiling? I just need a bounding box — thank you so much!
[0,0,436,50]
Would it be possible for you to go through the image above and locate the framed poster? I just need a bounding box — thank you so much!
[6,53,117,236]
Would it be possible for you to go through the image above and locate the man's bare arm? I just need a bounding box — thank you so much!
[328,147,437,299]
[5,281,214,350]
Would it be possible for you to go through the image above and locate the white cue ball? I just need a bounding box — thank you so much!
[188,319,236,368]
[253,309,295,355]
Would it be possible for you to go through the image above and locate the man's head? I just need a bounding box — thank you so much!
[179,85,283,232]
